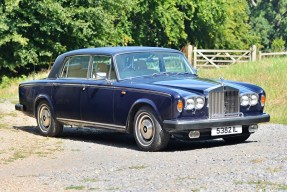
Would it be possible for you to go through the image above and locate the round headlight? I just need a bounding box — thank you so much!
[195,97,205,109]
[185,98,195,110]
[241,95,249,106]
[250,94,258,106]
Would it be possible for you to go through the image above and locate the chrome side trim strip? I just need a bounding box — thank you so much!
[57,118,126,132]
[116,87,171,97]
[21,83,170,97]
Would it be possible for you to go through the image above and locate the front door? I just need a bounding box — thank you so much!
[80,55,116,127]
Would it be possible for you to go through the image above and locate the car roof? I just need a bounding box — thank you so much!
[48,46,183,79]
[63,46,181,56]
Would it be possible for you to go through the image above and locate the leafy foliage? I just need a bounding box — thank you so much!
[271,37,286,52]
[0,0,286,77]
[129,0,194,47]
[0,0,134,74]
[250,0,287,50]
[187,0,256,49]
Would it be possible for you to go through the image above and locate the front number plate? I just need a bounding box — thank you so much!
[211,125,242,136]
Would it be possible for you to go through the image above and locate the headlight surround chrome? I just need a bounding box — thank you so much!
[240,95,249,106]
[195,97,205,109]
[250,94,259,106]
[185,98,195,110]
[185,96,205,110]
[240,93,259,106]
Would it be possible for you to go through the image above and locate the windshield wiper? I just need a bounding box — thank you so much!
[152,72,174,77]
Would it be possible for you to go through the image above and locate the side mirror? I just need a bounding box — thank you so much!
[96,72,107,80]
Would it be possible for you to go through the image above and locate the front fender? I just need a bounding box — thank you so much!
[125,98,166,133]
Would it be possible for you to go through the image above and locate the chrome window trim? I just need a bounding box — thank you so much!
[59,55,92,79]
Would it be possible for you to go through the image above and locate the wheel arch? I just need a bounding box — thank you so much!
[126,98,162,134]
[33,95,55,118]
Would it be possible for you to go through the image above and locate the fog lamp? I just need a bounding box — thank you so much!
[188,131,200,139]
[248,124,258,133]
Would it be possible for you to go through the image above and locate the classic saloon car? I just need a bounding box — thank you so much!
[16,47,270,151]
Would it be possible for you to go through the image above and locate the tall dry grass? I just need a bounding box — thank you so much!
[0,71,49,103]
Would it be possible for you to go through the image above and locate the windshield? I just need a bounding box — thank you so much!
[115,52,195,79]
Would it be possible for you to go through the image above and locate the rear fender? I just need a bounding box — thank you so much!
[34,95,55,118]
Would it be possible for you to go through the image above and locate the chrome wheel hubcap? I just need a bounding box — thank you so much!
[38,105,51,132]
[140,118,153,140]
[135,112,155,146]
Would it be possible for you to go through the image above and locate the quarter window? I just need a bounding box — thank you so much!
[61,56,90,78]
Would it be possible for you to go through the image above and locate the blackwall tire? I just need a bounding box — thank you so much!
[36,101,63,137]
[133,106,170,151]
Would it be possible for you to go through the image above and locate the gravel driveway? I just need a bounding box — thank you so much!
[0,101,286,191]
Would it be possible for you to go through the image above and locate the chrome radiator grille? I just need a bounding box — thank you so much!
[208,90,240,119]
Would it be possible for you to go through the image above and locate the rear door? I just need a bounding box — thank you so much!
[53,55,91,121]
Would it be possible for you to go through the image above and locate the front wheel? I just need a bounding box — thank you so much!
[133,106,170,151]
[36,101,63,137]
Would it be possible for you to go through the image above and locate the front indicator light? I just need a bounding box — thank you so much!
[261,95,266,106]
[177,100,183,112]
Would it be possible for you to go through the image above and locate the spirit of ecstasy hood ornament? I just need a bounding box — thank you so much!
[220,77,225,86]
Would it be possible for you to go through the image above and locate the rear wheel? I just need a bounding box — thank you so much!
[133,106,170,151]
[223,134,250,144]
[36,101,63,137]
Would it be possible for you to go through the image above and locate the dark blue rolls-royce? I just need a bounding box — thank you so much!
[15,47,270,151]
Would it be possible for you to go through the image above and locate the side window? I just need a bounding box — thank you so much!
[164,55,186,72]
[145,57,160,72]
[92,56,116,80]
[61,56,90,78]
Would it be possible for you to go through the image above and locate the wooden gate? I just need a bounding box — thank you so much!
[182,45,257,68]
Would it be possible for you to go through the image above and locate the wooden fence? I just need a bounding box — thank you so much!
[183,45,287,68]
[258,51,287,60]
[182,45,257,68]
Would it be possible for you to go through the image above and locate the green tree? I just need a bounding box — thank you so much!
[271,37,285,52]
[0,0,29,71]
[129,0,194,48]
[186,0,256,49]
[249,0,287,50]
[0,0,134,75]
